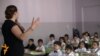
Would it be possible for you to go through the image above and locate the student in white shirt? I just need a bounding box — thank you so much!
[81,32,90,44]
[63,45,75,56]
[91,32,98,39]
[71,35,80,50]
[91,41,100,56]
[49,41,63,56]
[93,36,99,42]
[64,34,70,44]
[36,39,45,53]
[47,34,55,48]
[75,41,87,53]
[59,37,66,50]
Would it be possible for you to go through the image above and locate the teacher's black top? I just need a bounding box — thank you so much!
[1,20,24,56]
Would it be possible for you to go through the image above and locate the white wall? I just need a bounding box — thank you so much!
[0,0,76,23]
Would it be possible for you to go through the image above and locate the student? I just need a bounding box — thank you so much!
[64,34,70,44]
[59,37,66,50]
[91,41,100,56]
[63,45,75,56]
[47,34,55,48]
[93,36,99,42]
[36,39,45,53]
[71,35,80,50]
[91,32,98,39]
[49,41,63,56]
[81,32,90,44]
[25,39,36,51]
[75,41,87,53]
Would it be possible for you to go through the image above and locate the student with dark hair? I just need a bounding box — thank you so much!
[47,34,55,48]
[63,45,76,56]
[36,39,45,53]
[75,41,87,53]
[1,5,39,56]
[93,36,99,42]
[49,41,63,56]
[25,39,36,50]
[81,32,90,44]
[71,35,80,50]
[91,32,99,39]
[64,34,70,44]
[59,37,66,50]
[91,41,100,56]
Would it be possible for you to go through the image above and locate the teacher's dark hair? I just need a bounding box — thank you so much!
[5,5,17,19]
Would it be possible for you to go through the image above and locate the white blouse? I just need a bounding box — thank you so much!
[36,45,45,52]
[63,51,75,56]
[49,49,63,56]
[75,48,87,53]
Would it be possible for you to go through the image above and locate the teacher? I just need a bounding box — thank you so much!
[1,5,39,56]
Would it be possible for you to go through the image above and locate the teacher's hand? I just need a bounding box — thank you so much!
[31,17,40,30]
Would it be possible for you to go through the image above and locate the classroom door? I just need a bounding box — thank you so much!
[82,5,100,35]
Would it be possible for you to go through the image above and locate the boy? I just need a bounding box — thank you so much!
[47,34,55,48]
[63,45,76,56]
[36,39,45,53]
[64,34,70,44]
[25,39,36,50]
[49,41,63,56]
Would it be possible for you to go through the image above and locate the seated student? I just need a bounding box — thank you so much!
[75,41,87,53]
[91,32,98,39]
[49,41,63,56]
[81,32,90,44]
[91,41,100,56]
[59,37,66,50]
[36,39,45,53]
[71,35,80,50]
[93,36,99,42]
[63,45,76,56]
[47,34,55,48]
[25,39,36,51]
[64,34,70,44]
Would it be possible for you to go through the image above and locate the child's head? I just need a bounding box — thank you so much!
[78,41,86,48]
[73,34,78,39]
[59,37,66,43]
[64,34,69,40]
[94,32,98,37]
[85,32,90,36]
[49,34,55,41]
[38,39,43,47]
[53,41,61,51]
[92,41,99,49]
[28,39,34,45]
[65,45,73,54]
[82,32,90,37]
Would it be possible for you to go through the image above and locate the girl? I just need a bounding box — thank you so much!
[75,41,87,53]
[59,37,66,50]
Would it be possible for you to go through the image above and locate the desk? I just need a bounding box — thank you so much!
[24,50,45,56]
[78,52,97,56]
